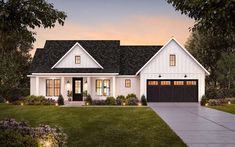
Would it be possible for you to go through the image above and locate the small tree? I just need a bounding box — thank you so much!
[141,95,147,106]
[57,95,64,105]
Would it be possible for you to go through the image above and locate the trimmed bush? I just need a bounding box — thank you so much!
[85,94,92,105]
[200,95,209,106]
[0,96,5,103]
[0,118,67,146]
[126,97,139,105]
[105,96,116,105]
[116,95,126,105]
[126,93,137,100]
[57,95,64,105]
[92,100,106,105]
[13,95,56,105]
[141,95,147,106]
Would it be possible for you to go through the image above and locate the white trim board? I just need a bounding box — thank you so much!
[135,37,210,75]
[51,42,104,69]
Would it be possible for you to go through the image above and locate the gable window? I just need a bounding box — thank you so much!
[96,79,110,96]
[125,79,131,88]
[75,55,81,64]
[46,79,61,96]
[169,54,176,66]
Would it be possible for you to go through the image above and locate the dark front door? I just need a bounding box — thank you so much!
[147,79,198,102]
[72,78,83,101]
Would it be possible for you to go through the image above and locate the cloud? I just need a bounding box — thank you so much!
[31,15,194,56]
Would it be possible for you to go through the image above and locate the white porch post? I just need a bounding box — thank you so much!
[87,77,91,95]
[112,76,116,97]
[61,77,65,98]
[35,76,39,96]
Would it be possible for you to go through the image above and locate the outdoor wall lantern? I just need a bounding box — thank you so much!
[66,80,70,91]
[158,74,162,78]
[184,74,187,78]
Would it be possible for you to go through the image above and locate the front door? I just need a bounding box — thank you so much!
[72,78,83,101]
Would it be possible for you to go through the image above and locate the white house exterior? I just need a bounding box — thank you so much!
[28,38,209,102]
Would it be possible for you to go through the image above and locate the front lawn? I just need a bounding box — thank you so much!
[0,104,186,147]
[209,104,235,114]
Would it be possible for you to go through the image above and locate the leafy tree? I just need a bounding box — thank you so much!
[0,0,67,100]
[166,0,235,42]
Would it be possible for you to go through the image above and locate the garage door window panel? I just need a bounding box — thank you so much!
[160,81,171,85]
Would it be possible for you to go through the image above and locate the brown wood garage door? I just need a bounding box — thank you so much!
[147,80,198,102]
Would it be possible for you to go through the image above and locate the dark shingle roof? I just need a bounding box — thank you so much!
[29,40,162,75]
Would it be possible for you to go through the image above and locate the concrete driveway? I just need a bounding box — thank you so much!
[149,103,235,147]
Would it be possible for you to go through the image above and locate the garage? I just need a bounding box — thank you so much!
[147,80,198,102]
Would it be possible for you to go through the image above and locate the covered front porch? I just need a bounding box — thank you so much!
[30,73,118,101]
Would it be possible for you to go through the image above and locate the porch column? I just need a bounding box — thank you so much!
[112,76,116,97]
[87,77,91,95]
[35,76,39,96]
[61,77,65,98]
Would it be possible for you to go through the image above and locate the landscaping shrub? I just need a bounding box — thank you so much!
[105,96,116,105]
[0,118,67,146]
[116,95,126,105]
[57,95,64,105]
[126,93,137,100]
[92,100,106,105]
[85,94,92,105]
[126,97,139,105]
[141,95,147,106]
[0,96,5,103]
[12,95,56,105]
[208,98,235,106]
[200,95,208,106]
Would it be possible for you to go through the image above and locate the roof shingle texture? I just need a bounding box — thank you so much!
[29,40,162,75]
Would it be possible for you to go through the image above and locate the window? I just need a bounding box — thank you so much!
[169,54,176,66]
[46,80,53,96]
[75,80,81,94]
[173,81,184,85]
[75,55,81,64]
[186,81,197,85]
[160,81,171,85]
[54,79,61,96]
[103,80,110,96]
[148,81,158,85]
[125,79,131,88]
[96,79,110,96]
[46,79,61,96]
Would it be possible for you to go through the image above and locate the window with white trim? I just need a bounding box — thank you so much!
[75,55,81,64]
[96,79,110,96]
[125,79,131,88]
[46,79,61,96]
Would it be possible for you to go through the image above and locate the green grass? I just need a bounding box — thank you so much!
[209,104,235,114]
[0,104,186,147]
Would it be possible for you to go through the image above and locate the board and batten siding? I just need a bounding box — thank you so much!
[115,77,140,98]
[139,40,206,102]
[54,44,100,68]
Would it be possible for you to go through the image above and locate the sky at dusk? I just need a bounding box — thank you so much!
[32,0,195,56]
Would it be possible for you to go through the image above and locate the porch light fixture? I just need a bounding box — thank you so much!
[228,100,231,105]
[158,74,162,78]
[66,80,70,90]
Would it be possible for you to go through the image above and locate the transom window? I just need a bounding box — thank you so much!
[148,81,158,85]
[186,81,197,85]
[46,79,61,96]
[75,55,81,64]
[160,81,171,85]
[125,79,131,88]
[96,79,110,96]
[169,54,176,66]
[173,81,184,85]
